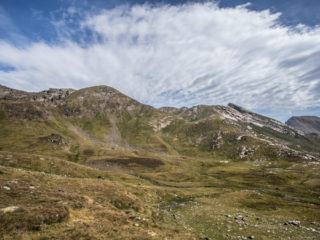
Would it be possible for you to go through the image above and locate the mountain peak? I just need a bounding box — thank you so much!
[286,116,320,135]
[227,103,253,114]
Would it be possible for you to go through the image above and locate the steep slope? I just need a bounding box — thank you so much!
[0,85,173,157]
[223,103,298,136]
[1,85,320,240]
[159,102,320,159]
[286,116,320,135]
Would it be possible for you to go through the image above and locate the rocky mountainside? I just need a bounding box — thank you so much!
[286,116,320,135]
[1,85,320,240]
[0,84,75,102]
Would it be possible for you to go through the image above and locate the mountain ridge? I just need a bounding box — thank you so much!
[1,84,319,160]
[1,84,320,239]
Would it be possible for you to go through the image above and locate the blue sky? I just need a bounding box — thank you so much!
[0,0,320,121]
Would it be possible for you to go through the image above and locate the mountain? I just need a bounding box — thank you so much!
[1,85,320,240]
[286,116,320,136]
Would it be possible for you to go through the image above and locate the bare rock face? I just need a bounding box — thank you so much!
[215,103,299,136]
[210,131,224,150]
[0,85,75,103]
[239,146,255,158]
[286,116,320,136]
[35,88,75,103]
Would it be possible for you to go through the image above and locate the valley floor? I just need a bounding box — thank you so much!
[1,150,320,240]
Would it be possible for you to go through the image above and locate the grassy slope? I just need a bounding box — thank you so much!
[0,91,320,239]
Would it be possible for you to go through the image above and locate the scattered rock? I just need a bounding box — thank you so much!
[278,148,318,161]
[220,160,229,163]
[39,133,67,145]
[147,231,157,236]
[239,146,254,158]
[210,131,223,150]
[1,206,19,213]
[3,185,11,190]
[8,180,18,184]
[285,220,300,226]
[237,135,243,141]
[235,215,244,221]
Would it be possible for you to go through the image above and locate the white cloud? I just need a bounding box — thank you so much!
[0,3,320,120]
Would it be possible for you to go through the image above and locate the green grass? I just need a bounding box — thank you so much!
[1,89,320,239]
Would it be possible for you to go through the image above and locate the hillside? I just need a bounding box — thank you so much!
[286,116,320,136]
[1,85,320,240]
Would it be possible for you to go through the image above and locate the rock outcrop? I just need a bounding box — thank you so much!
[159,105,217,121]
[215,103,300,136]
[39,134,68,145]
[0,85,75,103]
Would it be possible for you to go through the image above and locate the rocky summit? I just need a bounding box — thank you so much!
[0,85,320,240]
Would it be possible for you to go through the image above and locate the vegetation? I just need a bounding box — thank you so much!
[0,86,320,239]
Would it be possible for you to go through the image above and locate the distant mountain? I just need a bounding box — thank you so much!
[286,116,320,135]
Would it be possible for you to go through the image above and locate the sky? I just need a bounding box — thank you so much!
[0,0,320,121]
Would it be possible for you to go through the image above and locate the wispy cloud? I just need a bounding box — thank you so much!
[0,3,319,120]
